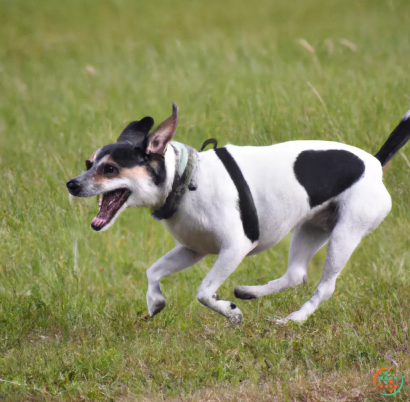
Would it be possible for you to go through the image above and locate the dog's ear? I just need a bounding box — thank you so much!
[146,103,178,155]
[117,116,154,145]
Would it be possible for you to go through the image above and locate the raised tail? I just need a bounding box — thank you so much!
[375,110,410,166]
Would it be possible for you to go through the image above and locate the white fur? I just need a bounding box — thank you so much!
[143,140,392,323]
[128,147,176,208]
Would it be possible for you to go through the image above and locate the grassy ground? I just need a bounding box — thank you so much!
[1,0,410,400]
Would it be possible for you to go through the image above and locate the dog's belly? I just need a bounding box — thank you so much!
[163,200,307,256]
[163,218,222,255]
[248,241,282,256]
[162,170,310,256]
[247,211,303,255]
[248,231,290,256]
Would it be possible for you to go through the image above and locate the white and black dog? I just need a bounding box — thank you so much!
[67,105,410,324]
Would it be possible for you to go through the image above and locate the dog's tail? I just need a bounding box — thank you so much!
[375,110,410,166]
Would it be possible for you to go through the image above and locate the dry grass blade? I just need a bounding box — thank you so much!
[298,38,316,54]
[339,38,358,52]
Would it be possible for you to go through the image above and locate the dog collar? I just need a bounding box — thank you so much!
[151,138,260,244]
[172,141,189,177]
[151,142,198,220]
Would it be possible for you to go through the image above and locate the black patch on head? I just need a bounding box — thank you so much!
[92,116,167,184]
[214,148,260,242]
[230,303,237,310]
[294,150,365,208]
[96,143,146,168]
[94,143,167,186]
[95,115,154,168]
[117,116,154,148]
[146,154,167,186]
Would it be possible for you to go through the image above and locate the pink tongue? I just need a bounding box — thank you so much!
[91,189,129,229]
[92,216,107,228]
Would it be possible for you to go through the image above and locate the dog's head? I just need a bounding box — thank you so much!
[66,104,178,231]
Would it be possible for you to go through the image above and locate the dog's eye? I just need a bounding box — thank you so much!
[103,165,119,175]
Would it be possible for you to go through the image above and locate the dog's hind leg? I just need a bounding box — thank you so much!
[277,182,392,323]
[234,222,330,300]
[276,222,364,323]
[146,245,205,317]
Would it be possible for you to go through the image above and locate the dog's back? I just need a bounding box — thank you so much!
[192,140,386,255]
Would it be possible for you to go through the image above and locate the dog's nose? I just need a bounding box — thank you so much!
[66,179,81,194]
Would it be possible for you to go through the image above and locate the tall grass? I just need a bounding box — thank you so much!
[0,0,409,400]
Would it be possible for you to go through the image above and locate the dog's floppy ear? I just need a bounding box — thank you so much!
[117,116,154,146]
[146,103,178,155]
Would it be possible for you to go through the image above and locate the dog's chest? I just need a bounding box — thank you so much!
[161,181,242,255]
[162,211,222,255]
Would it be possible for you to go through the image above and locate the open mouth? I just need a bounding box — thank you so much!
[91,189,131,231]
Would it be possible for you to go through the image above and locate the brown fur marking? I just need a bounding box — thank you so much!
[122,166,150,179]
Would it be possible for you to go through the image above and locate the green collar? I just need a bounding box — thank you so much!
[151,142,197,220]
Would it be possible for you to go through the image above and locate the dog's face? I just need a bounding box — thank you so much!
[67,104,178,231]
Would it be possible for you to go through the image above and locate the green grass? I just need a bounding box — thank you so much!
[1,0,410,400]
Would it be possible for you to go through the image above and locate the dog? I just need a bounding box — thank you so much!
[67,104,410,324]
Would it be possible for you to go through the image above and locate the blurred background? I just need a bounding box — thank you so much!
[0,0,409,400]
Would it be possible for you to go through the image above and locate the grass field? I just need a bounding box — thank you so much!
[1,0,410,400]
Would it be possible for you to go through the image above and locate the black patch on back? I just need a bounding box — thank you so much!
[294,150,365,208]
[215,148,260,242]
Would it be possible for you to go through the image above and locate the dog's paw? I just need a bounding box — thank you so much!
[233,286,257,300]
[147,293,167,317]
[286,310,308,323]
[275,310,308,324]
[226,302,244,324]
[148,299,166,317]
[274,316,288,325]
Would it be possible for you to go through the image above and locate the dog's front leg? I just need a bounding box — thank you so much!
[146,244,205,317]
[196,243,252,324]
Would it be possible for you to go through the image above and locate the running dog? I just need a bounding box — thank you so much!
[66,105,410,323]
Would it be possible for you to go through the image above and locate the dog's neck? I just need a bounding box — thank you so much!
[151,141,198,220]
